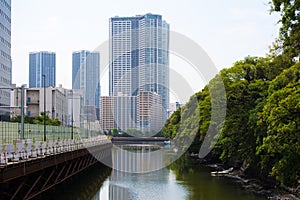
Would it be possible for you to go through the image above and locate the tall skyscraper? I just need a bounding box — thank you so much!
[0,0,11,121]
[109,14,170,115]
[29,51,56,88]
[72,50,100,120]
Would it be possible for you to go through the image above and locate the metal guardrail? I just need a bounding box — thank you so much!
[0,135,111,165]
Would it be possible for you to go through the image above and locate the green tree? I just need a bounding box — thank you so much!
[213,58,270,166]
[270,0,300,61]
[162,56,300,186]
[10,115,35,124]
[34,112,62,126]
[160,2,300,186]
[112,128,118,137]
[257,63,300,186]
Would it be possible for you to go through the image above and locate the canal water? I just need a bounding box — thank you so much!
[36,145,265,200]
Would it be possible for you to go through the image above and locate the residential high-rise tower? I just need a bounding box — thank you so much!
[72,50,100,120]
[109,13,169,120]
[29,51,56,88]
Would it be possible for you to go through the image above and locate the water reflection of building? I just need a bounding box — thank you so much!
[108,149,168,200]
[112,145,164,173]
[109,184,129,200]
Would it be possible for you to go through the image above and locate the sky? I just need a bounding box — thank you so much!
[11,0,280,102]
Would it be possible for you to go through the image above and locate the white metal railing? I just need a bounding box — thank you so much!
[0,135,111,165]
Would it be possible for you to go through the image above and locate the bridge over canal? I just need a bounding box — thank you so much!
[0,133,112,200]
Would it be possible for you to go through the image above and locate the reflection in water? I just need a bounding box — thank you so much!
[34,163,111,200]
[169,154,264,200]
[37,145,265,200]
[100,146,264,200]
[96,168,187,200]
[112,144,164,173]
[95,145,187,200]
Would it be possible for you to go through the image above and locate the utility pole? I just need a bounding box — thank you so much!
[21,85,25,140]
[43,74,46,141]
[71,90,74,140]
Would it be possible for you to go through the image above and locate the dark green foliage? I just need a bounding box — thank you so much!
[270,0,300,62]
[11,112,62,126]
[162,107,182,139]
[33,112,62,126]
[257,63,300,186]
[215,58,272,166]
[162,1,300,186]
[162,57,300,186]
[10,115,35,124]
[112,128,119,137]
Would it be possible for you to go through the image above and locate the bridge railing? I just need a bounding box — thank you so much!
[0,122,112,165]
[0,135,111,165]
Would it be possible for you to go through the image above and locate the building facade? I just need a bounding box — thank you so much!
[167,102,182,117]
[25,87,68,125]
[10,84,26,119]
[109,14,169,119]
[113,95,137,131]
[100,96,114,131]
[0,0,11,121]
[67,90,83,128]
[72,50,100,120]
[100,95,137,132]
[29,51,56,88]
[137,91,163,133]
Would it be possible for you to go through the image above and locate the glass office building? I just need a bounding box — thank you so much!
[29,51,56,88]
[0,0,11,121]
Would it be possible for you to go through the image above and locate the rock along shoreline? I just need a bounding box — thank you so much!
[190,154,300,200]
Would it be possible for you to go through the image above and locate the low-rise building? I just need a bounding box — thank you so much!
[10,85,69,126]
[100,95,137,132]
[100,96,114,131]
[137,91,163,133]
[167,102,182,117]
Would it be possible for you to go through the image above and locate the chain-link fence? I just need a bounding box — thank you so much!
[0,122,101,145]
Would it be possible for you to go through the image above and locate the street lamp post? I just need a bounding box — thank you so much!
[70,90,74,140]
[20,85,25,140]
[42,74,46,141]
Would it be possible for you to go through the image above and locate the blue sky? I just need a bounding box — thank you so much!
[12,0,280,98]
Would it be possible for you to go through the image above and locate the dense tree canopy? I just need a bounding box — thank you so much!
[162,0,300,187]
[163,57,300,186]
[257,63,300,185]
